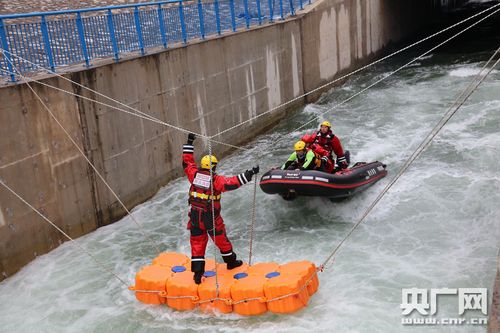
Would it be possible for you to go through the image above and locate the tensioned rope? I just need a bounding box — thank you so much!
[248,175,258,265]
[0,53,209,138]
[0,0,495,159]
[209,2,500,140]
[2,3,498,159]
[207,139,220,298]
[0,3,498,278]
[3,55,163,254]
[268,5,500,151]
[0,56,255,291]
[0,57,249,152]
[1,2,499,154]
[319,44,500,271]
[1,4,497,269]
[1,175,317,306]
[0,58,262,271]
[0,6,497,309]
[0,178,130,287]
[217,6,500,266]
[1,2,497,161]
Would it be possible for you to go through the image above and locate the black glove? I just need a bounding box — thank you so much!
[321,156,329,163]
[187,133,196,145]
[244,170,254,182]
[252,165,259,175]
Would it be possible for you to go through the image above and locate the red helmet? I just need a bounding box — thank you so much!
[301,134,313,143]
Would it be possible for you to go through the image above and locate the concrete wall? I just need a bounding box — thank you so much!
[489,252,500,333]
[0,0,440,280]
[301,0,440,100]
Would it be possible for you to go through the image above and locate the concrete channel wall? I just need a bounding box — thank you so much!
[0,0,440,280]
[489,252,500,333]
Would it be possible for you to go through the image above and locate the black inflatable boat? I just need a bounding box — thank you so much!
[259,161,387,200]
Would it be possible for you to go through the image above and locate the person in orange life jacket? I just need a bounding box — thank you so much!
[183,133,259,284]
[301,134,334,173]
[310,120,349,169]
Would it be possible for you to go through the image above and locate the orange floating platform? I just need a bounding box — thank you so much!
[131,252,319,315]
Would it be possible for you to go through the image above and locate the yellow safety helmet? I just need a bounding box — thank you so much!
[321,120,331,128]
[200,155,218,169]
[294,140,306,151]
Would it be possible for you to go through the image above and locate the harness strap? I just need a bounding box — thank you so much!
[190,191,221,201]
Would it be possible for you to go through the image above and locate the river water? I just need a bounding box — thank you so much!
[1,9,499,333]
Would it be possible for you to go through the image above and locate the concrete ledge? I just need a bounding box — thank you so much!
[489,251,500,333]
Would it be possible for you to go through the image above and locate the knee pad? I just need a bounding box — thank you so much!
[190,227,204,237]
[209,228,224,236]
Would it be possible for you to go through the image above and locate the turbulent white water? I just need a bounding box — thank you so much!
[1,44,500,332]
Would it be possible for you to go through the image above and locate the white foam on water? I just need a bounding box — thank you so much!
[449,66,499,78]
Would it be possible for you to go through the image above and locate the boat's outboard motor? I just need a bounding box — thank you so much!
[281,190,298,201]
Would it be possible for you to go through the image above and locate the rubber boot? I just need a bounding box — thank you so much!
[222,251,243,270]
[194,272,203,284]
[191,258,205,285]
[227,259,243,270]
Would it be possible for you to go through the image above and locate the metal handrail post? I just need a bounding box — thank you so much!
[106,9,120,62]
[229,0,236,31]
[179,1,187,44]
[215,0,221,35]
[157,4,168,48]
[244,0,250,29]
[257,0,262,25]
[75,12,90,67]
[0,18,16,82]
[134,6,145,55]
[40,15,55,71]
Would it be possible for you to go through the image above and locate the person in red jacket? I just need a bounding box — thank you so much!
[182,133,259,284]
[301,134,334,173]
[310,121,349,170]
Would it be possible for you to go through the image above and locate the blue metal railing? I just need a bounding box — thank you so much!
[0,0,313,81]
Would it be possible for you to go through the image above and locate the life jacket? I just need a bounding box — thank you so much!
[295,152,307,168]
[310,150,322,169]
[313,130,335,152]
[295,149,321,170]
[188,170,221,211]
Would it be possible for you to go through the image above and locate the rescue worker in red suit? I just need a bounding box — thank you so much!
[309,121,349,171]
[301,134,335,173]
[183,133,259,284]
